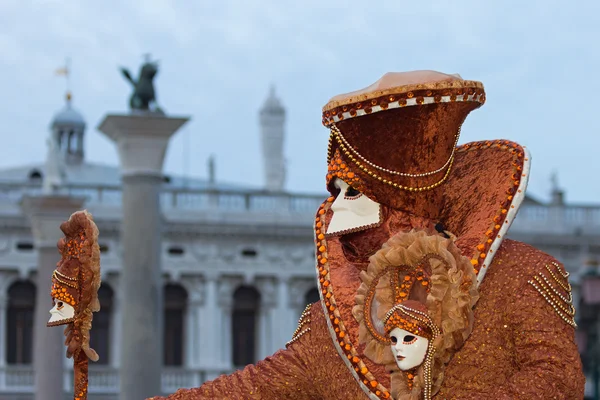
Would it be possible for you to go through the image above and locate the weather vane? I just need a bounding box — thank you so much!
[55,57,72,100]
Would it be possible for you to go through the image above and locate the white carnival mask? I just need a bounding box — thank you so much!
[389,327,429,371]
[326,178,381,235]
[48,298,75,326]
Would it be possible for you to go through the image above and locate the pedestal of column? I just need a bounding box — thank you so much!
[98,113,189,400]
[20,195,85,400]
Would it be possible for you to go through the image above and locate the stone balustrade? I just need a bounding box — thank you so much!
[0,365,231,395]
[0,181,598,233]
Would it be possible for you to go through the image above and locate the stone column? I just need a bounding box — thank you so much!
[20,195,85,400]
[273,276,295,351]
[105,275,122,369]
[198,274,225,380]
[256,279,276,360]
[181,277,203,369]
[217,278,235,374]
[98,114,189,400]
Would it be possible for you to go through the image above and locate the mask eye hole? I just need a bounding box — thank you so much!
[403,335,417,344]
[56,301,64,310]
[390,335,398,344]
[344,186,361,199]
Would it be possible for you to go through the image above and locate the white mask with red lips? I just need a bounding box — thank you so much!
[389,327,430,371]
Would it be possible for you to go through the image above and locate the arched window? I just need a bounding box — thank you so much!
[304,287,320,306]
[68,130,76,154]
[163,284,187,366]
[6,281,36,365]
[90,284,113,365]
[232,286,260,367]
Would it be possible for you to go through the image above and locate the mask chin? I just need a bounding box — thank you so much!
[47,299,75,327]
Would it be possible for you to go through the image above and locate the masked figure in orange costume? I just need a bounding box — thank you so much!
[149,71,584,399]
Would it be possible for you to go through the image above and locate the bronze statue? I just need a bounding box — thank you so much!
[47,210,101,400]
[120,56,163,113]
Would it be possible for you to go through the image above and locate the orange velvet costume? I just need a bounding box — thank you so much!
[149,71,585,399]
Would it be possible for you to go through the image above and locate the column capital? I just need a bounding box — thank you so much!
[180,276,205,306]
[217,277,242,308]
[20,195,86,248]
[256,277,277,308]
[97,114,189,177]
[288,277,318,308]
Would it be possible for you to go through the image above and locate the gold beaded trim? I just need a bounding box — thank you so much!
[286,304,312,347]
[528,263,576,328]
[545,263,571,292]
[328,125,459,192]
[330,124,459,178]
[52,270,78,289]
[315,198,391,399]
[286,328,311,346]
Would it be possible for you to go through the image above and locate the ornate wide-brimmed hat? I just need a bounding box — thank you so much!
[322,71,530,284]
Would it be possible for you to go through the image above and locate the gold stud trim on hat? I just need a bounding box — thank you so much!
[323,92,485,127]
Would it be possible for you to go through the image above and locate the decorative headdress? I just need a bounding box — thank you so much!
[353,229,478,400]
[322,71,531,285]
[47,210,101,400]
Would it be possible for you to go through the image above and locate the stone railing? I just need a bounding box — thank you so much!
[511,204,600,234]
[0,181,598,233]
[0,365,230,394]
[0,181,326,215]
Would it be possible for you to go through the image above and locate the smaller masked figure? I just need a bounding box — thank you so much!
[383,300,440,397]
[353,229,478,400]
[47,210,101,400]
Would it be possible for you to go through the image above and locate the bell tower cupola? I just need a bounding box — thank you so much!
[50,91,86,165]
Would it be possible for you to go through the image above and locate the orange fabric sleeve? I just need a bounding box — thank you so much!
[146,304,322,400]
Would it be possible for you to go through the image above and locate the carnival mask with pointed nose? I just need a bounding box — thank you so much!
[326,178,381,235]
[389,327,429,371]
[48,297,76,326]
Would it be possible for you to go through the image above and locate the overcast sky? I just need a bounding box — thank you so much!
[0,0,598,203]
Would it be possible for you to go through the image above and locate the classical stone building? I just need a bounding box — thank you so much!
[0,89,598,399]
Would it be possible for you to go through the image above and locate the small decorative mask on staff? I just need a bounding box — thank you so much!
[47,210,101,400]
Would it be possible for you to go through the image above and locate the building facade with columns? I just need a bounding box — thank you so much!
[0,89,599,399]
